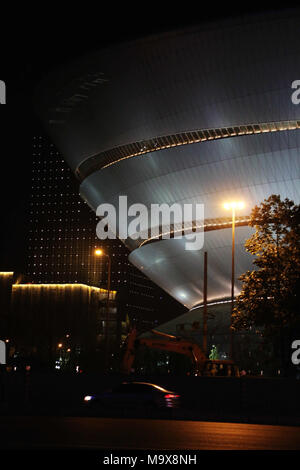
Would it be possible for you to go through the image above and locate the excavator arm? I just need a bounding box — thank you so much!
[121,328,206,374]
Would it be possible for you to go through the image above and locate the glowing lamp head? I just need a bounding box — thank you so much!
[223,201,245,210]
[95,249,103,256]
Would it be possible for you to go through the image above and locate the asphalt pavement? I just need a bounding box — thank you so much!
[1,416,300,450]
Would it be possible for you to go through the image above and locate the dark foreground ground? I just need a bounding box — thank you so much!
[1,416,300,450]
[1,372,299,427]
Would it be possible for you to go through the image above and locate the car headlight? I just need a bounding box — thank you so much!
[84,395,93,402]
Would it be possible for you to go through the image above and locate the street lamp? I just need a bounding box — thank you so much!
[95,248,112,370]
[223,201,245,360]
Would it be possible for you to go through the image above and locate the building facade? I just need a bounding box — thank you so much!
[36,10,300,312]
[25,136,184,330]
[0,272,121,371]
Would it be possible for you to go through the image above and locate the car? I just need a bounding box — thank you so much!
[83,381,181,414]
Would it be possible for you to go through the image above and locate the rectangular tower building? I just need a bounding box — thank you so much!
[26,135,164,329]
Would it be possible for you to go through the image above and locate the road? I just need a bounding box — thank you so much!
[0,416,300,450]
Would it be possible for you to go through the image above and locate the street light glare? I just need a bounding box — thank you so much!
[95,249,103,256]
[223,201,245,210]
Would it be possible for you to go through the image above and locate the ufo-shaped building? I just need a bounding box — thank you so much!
[37,10,300,315]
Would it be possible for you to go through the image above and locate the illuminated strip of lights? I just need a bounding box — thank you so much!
[13,283,117,295]
[190,299,233,311]
[0,272,14,276]
[76,120,300,181]
[138,217,250,248]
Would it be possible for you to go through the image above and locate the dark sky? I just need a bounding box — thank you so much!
[0,4,296,272]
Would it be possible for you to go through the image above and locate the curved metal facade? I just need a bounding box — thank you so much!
[37,11,300,309]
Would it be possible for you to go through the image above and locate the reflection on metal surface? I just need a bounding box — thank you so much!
[76,120,300,181]
[138,216,250,248]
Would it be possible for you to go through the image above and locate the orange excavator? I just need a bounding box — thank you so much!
[121,328,238,376]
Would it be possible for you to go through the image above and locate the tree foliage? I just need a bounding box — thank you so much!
[232,195,300,335]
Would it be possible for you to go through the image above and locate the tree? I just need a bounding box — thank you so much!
[232,195,300,372]
[209,344,219,360]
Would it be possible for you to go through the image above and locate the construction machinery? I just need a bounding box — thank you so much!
[121,329,239,377]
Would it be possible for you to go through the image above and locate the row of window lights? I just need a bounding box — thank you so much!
[32,158,62,163]
[29,219,86,222]
[31,193,82,196]
[28,236,116,242]
[28,240,100,244]
[29,246,126,250]
[28,246,126,250]
[28,239,99,242]
[28,254,128,259]
[30,204,81,208]
[29,215,89,219]
[30,213,82,217]
[30,198,83,201]
[32,160,67,164]
[32,169,67,172]
[30,205,84,207]
[28,236,114,240]
[29,260,130,267]
[31,191,73,195]
[31,179,70,183]
[28,227,97,231]
[30,263,126,272]
[31,189,74,193]
[30,263,128,268]
[29,227,109,231]
[30,274,127,282]
[28,222,96,229]
[28,227,91,231]
[30,208,83,211]
[29,251,125,255]
[28,222,93,225]
[29,228,98,232]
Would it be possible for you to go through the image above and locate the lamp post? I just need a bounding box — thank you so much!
[203,251,208,356]
[223,201,245,360]
[95,249,112,371]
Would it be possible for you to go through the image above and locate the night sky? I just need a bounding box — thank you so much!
[0,4,293,273]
